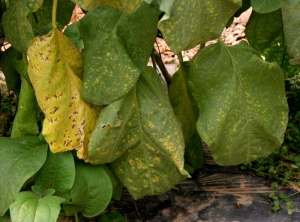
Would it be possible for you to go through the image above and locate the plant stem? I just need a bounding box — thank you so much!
[74,212,79,222]
[52,0,58,28]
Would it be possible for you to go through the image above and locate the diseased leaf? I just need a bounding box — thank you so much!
[88,67,188,198]
[25,0,43,12]
[0,48,21,94]
[246,9,300,77]
[189,40,288,166]
[281,0,300,65]
[71,0,142,13]
[78,3,159,105]
[0,137,48,216]
[27,28,100,160]
[250,0,280,13]
[9,191,65,222]
[169,62,203,170]
[31,0,75,30]
[69,163,112,217]
[2,0,34,54]
[158,0,242,53]
[11,79,39,138]
[35,150,75,196]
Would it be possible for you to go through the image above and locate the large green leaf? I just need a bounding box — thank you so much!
[0,137,48,216]
[11,79,39,138]
[9,191,65,222]
[250,0,280,13]
[158,0,242,53]
[88,67,188,198]
[169,62,203,170]
[78,3,159,105]
[189,40,288,166]
[2,0,34,54]
[35,151,75,196]
[0,48,21,94]
[72,0,142,13]
[27,28,99,160]
[246,9,300,77]
[69,163,112,217]
[281,0,300,65]
[30,0,75,30]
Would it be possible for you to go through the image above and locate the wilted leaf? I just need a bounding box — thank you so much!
[11,79,39,138]
[246,9,300,77]
[250,0,280,13]
[10,191,65,222]
[2,0,34,54]
[72,0,142,13]
[27,28,100,160]
[31,0,75,30]
[281,0,300,65]
[69,163,112,217]
[158,0,242,53]
[169,62,203,170]
[189,40,288,165]
[88,67,188,198]
[0,48,21,94]
[35,151,75,196]
[78,3,159,105]
[0,136,48,216]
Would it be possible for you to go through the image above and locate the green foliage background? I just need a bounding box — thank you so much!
[0,0,299,221]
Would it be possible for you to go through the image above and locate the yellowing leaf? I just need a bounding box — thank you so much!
[27,28,99,160]
[72,0,142,13]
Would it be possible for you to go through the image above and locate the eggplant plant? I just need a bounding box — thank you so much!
[0,0,299,221]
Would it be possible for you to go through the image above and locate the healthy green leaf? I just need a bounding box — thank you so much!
[0,137,48,216]
[169,62,203,170]
[11,79,39,138]
[2,0,34,54]
[35,150,75,196]
[155,0,176,22]
[27,28,100,160]
[88,67,188,198]
[250,0,280,13]
[246,9,300,77]
[31,0,75,30]
[64,23,84,50]
[0,48,21,95]
[9,191,65,222]
[63,204,82,216]
[71,0,142,13]
[98,212,127,222]
[78,3,159,105]
[281,0,300,65]
[69,163,112,217]
[158,0,242,53]
[189,40,288,165]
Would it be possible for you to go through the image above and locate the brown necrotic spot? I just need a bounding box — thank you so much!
[50,106,59,114]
